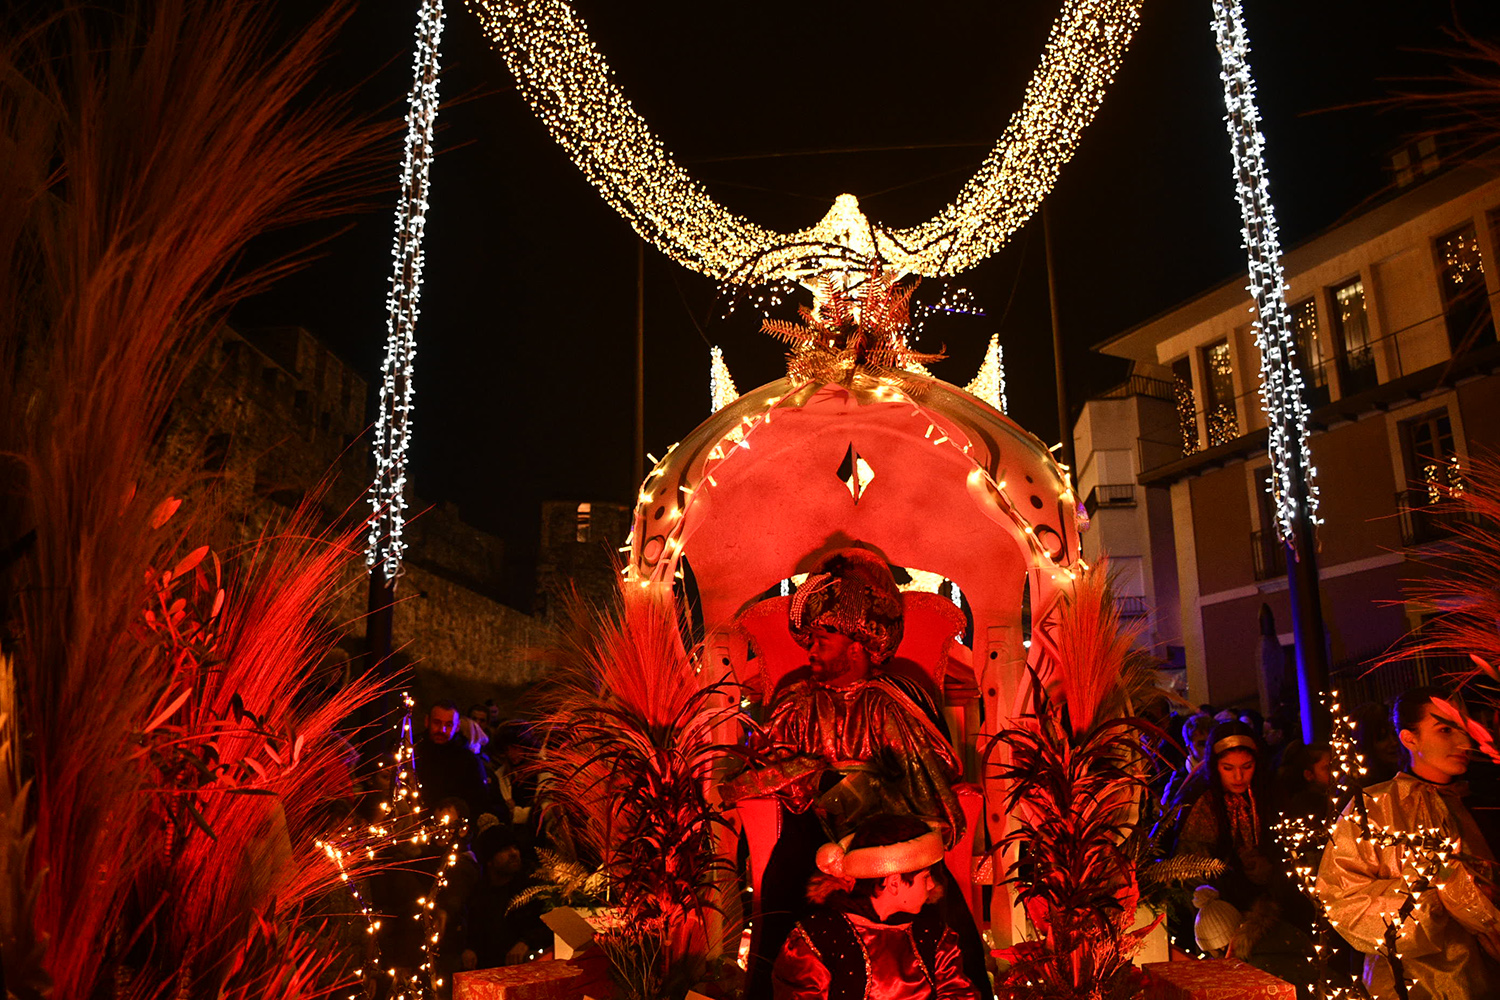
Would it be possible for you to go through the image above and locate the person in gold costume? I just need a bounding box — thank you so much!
[730,548,988,999]
[1317,687,1500,999]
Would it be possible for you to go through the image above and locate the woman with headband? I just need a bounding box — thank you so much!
[1173,720,1311,975]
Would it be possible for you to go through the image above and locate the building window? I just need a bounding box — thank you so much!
[1251,466,1285,580]
[575,502,592,543]
[1391,136,1440,188]
[1201,339,1238,447]
[1400,410,1461,506]
[1397,409,1470,546]
[1171,356,1199,456]
[1331,278,1376,396]
[1436,222,1495,353]
[1289,297,1329,407]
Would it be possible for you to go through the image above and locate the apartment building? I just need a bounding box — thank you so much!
[1074,157,1500,712]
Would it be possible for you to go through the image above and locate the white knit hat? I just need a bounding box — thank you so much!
[1192,885,1241,955]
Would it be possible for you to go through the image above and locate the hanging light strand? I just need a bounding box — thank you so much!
[369,0,446,580]
[464,0,1143,282]
[1211,0,1319,545]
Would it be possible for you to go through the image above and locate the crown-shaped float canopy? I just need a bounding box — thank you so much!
[627,370,1084,637]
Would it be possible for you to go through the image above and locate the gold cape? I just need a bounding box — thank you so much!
[728,673,964,846]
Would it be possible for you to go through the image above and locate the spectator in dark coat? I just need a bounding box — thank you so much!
[415,699,495,820]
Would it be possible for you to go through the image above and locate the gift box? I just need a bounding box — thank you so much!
[541,906,624,960]
[453,956,611,1000]
[1140,958,1295,1000]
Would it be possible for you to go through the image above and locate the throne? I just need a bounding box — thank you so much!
[731,589,986,922]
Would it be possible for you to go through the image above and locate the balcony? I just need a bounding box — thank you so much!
[1395,489,1486,547]
[1084,483,1137,517]
[1134,336,1500,485]
[1251,529,1286,581]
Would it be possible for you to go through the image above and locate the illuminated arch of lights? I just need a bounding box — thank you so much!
[465,0,1144,282]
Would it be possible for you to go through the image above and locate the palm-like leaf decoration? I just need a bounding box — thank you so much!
[763,263,944,390]
[985,560,1167,1000]
[530,591,752,999]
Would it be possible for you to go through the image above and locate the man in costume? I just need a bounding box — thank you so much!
[729,548,988,998]
[1317,687,1500,999]
[773,814,979,1000]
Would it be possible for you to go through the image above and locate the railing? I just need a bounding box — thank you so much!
[1332,652,1469,709]
[1395,489,1486,547]
[1084,483,1137,517]
[1131,303,1499,476]
[1250,528,1285,581]
[1115,595,1149,618]
[1095,375,1176,403]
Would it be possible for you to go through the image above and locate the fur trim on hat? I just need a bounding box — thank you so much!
[815,829,945,880]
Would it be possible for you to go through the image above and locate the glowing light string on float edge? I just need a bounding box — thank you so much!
[369,0,445,580]
[1211,0,1319,545]
[624,380,1086,595]
[464,0,1144,282]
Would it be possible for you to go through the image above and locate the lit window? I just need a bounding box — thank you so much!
[1289,298,1328,406]
[1331,279,1375,395]
[1201,340,1238,446]
[1436,223,1495,352]
[575,502,591,543]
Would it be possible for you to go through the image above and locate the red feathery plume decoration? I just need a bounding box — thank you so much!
[0,2,386,995]
[1381,452,1500,689]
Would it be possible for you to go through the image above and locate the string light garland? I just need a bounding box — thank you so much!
[318,694,467,1000]
[1210,0,1319,545]
[708,346,739,413]
[625,376,1085,595]
[368,0,445,581]
[1270,692,1482,998]
[464,0,1144,282]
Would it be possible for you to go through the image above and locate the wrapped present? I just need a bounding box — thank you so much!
[1140,958,1295,1000]
[454,956,611,1000]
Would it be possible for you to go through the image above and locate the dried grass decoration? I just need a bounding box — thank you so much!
[0,1,387,997]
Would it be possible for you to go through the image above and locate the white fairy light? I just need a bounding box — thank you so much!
[1211,0,1319,544]
[465,0,1143,281]
[368,0,445,581]
[709,346,739,413]
[964,333,1008,414]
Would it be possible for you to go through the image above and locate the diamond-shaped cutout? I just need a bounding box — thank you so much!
[836,444,875,503]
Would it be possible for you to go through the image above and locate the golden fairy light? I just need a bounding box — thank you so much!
[464,0,1144,282]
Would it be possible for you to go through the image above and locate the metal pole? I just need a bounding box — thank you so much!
[1042,203,1075,473]
[634,239,645,491]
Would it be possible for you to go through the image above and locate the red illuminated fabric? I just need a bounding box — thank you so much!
[1315,773,1500,999]
[1139,957,1295,999]
[773,906,978,1000]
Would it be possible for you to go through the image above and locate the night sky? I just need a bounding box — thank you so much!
[238,0,1499,602]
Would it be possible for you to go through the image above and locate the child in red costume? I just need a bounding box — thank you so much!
[773,815,980,1000]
